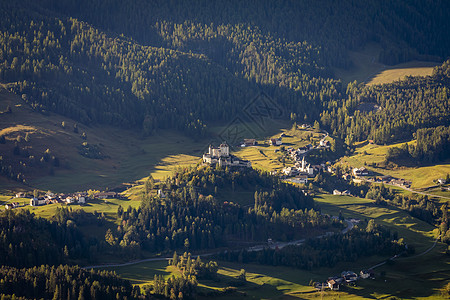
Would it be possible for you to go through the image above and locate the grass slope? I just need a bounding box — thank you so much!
[0,88,202,192]
[233,126,326,172]
[340,141,450,189]
[367,61,440,86]
[333,43,440,85]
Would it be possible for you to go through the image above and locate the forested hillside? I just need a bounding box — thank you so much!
[1,0,449,139]
[108,167,335,255]
[321,61,450,145]
[0,265,138,299]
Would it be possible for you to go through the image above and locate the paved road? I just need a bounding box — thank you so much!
[84,217,355,270]
[398,185,450,200]
[368,234,441,270]
[361,178,450,200]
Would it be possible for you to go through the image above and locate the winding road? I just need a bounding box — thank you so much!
[368,234,441,270]
[83,218,355,270]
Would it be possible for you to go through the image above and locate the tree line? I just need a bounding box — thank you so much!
[3,0,450,142]
[321,61,450,145]
[106,167,337,256]
[0,264,138,300]
[0,209,99,268]
[216,220,409,270]
[386,125,450,164]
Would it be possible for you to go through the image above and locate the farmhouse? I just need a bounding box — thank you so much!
[242,139,257,147]
[270,138,282,146]
[353,167,369,177]
[341,271,357,283]
[359,269,374,279]
[333,190,351,196]
[320,139,330,147]
[327,279,340,291]
[30,197,47,206]
[5,202,20,210]
[438,178,446,185]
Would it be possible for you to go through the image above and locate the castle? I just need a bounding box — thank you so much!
[202,143,251,168]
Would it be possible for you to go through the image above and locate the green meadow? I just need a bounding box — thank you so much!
[340,141,450,189]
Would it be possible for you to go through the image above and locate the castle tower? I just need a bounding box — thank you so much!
[219,142,229,157]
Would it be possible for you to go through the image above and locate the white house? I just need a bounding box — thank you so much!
[283,167,299,176]
[353,167,369,177]
[30,197,47,206]
[320,139,330,147]
[158,189,166,198]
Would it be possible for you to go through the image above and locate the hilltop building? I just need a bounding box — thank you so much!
[203,143,251,168]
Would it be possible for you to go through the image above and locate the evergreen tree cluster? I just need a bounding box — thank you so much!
[365,184,442,226]
[217,223,407,270]
[0,209,101,268]
[321,61,450,145]
[386,125,450,164]
[109,167,334,254]
[0,264,138,300]
[2,0,450,139]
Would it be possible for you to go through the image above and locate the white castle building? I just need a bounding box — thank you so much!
[203,143,251,168]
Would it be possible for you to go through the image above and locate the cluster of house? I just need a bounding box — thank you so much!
[343,166,414,188]
[317,269,374,291]
[5,202,21,210]
[367,174,412,188]
[282,155,335,184]
[202,143,251,168]
[9,191,121,208]
[282,156,314,183]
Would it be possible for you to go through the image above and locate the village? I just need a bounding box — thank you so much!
[5,190,123,210]
[316,269,375,291]
[203,125,416,194]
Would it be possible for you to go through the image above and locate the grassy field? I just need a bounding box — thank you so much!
[332,42,440,85]
[366,60,439,86]
[0,88,205,192]
[233,125,327,172]
[340,141,450,189]
[0,88,303,194]
[314,194,438,252]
